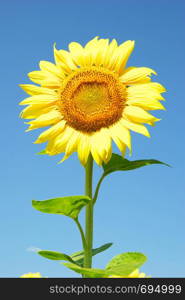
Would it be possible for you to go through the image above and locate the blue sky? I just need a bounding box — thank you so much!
[0,0,184,277]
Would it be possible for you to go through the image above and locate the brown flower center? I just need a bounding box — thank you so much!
[58,67,126,132]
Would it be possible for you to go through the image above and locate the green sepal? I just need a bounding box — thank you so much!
[32,195,91,219]
[36,149,47,155]
[105,252,147,276]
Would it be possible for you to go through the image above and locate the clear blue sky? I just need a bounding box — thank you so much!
[0,0,184,278]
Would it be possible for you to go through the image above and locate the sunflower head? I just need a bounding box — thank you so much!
[19,37,166,165]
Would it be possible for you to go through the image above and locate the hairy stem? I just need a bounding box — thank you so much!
[83,154,93,271]
[74,218,86,251]
[92,174,105,205]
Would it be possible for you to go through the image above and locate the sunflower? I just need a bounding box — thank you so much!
[20,272,42,278]
[19,37,166,165]
[109,268,147,278]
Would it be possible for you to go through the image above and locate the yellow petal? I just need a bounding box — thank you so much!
[120,67,156,84]
[111,136,126,157]
[90,129,112,164]
[104,39,118,68]
[83,49,94,66]
[127,82,166,94]
[120,118,150,137]
[20,104,55,119]
[107,46,122,71]
[84,37,101,66]
[19,84,57,96]
[53,126,75,154]
[77,134,91,166]
[20,272,42,278]
[100,128,112,163]
[109,121,131,150]
[72,40,91,66]
[94,39,109,66]
[124,106,160,124]
[138,272,146,278]
[28,70,61,87]
[39,61,65,79]
[53,45,72,74]
[34,120,66,143]
[149,82,166,93]
[109,123,128,156]
[69,42,85,66]
[25,110,61,131]
[90,143,102,165]
[127,98,166,111]
[114,40,135,74]
[90,131,105,160]
[59,131,80,163]
[69,42,84,53]
[126,83,166,101]
[84,37,98,65]
[126,86,165,110]
[54,44,77,71]
[19,94,58,105]
[45,138,59,155]
[65,131,80,154]
[59,50,77,70]
[85,36,99,50]
[128,269,146,278]
[128,269,140,277]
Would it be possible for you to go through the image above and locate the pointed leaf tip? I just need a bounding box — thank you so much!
[38,250,76,264]
[103,153,170,175]
[70,242,113,266]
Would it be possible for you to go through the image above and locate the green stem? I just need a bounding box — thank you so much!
[92,174,105,205]
[74,218,86,251]
[84,154,93,270]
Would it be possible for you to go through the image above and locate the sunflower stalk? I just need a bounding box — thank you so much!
[83,154,94,272]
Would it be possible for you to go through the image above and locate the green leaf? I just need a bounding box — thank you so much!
[105,252,147,276]
[38,250,76,264]
[37,243,113,267]
[103,153,170,176]
[71,243,113,266]
[63,252,147,278]
[32,195,91,219]
[93,153,170,203]
[63,263,108,278]
[37,149,47,155]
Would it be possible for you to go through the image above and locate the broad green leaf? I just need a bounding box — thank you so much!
[63,263,108,278]
[93,153,170,203]
[38,250,76,264]
[63,252,147,278]
[105,252,147,276]
[71,243,113,266]
[103,153,170,176]
[32,195,91,219]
